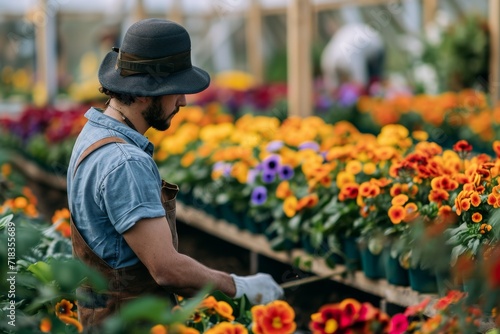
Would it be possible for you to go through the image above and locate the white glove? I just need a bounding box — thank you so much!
[230,273,284,305]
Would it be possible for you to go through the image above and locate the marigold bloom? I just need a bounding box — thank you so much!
[493,140,500,158]
[346,160,363,175]
[40,318,52,333]
[215,301,235,321]
[363,162,377,175]
[205,322,248,334]
[276,181,293,199]
[428,189,449,204]
[296,194,319,211]
[252,300,296,334]
[390,184,403,197]
[470,192,482,207]
[339,183,359,201]
[55,299,74,317]
[199,296,218,310]
[391,194,408,206]
[13,196,28,209]
[453,140,473,153]
[58,315,83,333]
[459,198,471,213]
[388,205,406,224]
[403,203,419,222]
[471,212,483,223]
[1,163,11,177]
[283,196,298,218]
[336,171,355,189]
[151,324,167,334]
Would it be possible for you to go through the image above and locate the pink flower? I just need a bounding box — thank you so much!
[389,313,408,334]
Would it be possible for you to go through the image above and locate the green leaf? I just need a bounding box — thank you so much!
[450,245,468,266]
[0,214,14,229]
[27,261,53,284]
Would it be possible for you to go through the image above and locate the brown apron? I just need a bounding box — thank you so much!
[70,136,179,331]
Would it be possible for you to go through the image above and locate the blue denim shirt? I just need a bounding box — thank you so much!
[67,108,165,268]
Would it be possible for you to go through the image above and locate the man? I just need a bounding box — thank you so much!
[321,23,385,94]
[67,18,283,329]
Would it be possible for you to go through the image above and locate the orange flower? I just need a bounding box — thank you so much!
[151,324,168,334]
[390,183,402,197]
[459,198,471,213]
[388,205,406,224]
[391,194,408,206]
[345,160,362,175]
[40,318,52,333]
[403,203,419,222]
[205,322,248,334]
[296,194,319,211]
[1,163,11,177]
[13,196,28,209]
[336,171,355,189]
[470,192,481,207]
[55,299,74,317]
[276,181,293,199]
[363,162,377,175]
[471,212,483,223]
[283,196,298,218]
[428,189,449,204]
[453,140,473,153]
[252,300,296,334]
[214,301,235,321]
[480,223,492,234]
[339,183,359,201]
[58,315,83,333]
[199,296,218,310]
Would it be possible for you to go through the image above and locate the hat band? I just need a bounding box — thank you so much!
[114,48,192,77]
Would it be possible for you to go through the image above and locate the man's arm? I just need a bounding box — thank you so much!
[123,216,237,297]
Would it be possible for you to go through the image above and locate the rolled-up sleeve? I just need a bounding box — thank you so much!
[99,160,165,234]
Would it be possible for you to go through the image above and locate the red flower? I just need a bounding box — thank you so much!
[453,140,473,153]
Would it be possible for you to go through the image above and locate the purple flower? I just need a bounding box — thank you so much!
[278,164,294,180]
[251,186,267,205]
[246,168,258,184]
[298,141,320,152]
[212,162,232,177]
[262,154,280,173]
[266,140,284,152]
[261,171,276,184]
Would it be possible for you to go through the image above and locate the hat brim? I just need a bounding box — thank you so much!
[98,51,210,96]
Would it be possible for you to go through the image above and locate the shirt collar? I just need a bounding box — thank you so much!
[85,107,155,155]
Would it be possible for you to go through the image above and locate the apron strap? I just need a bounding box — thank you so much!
[73,136,127,177]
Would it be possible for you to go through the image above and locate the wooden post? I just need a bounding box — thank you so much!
[168,1,184,25]
[422,0,437,27]
[489,0,500,105]
[287,0,313,117]
[34,0,57,106]
[246,0,263,84]
[135,0,147,21]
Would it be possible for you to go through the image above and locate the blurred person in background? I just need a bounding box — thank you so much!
[67,18,283,331]
[321,22,386,102]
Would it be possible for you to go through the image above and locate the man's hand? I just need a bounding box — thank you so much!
[230,273,284,305]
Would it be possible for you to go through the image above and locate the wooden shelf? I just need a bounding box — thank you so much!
[6,154,438,314]
[176,202,438,313]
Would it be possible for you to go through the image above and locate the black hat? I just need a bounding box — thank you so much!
[98,18,210,96]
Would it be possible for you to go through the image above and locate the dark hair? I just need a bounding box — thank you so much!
[99,86,136,105]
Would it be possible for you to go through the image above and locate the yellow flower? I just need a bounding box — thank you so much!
[283,196,298,218]
[150,324,167,334]
[336,171,355,189]
[362,162,377,175]
[180,152,197,167]
[345,160,362,175]
[1,163,11,177]
[214,70,255,91]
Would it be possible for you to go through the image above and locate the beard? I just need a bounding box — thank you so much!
[142,97,177,131]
